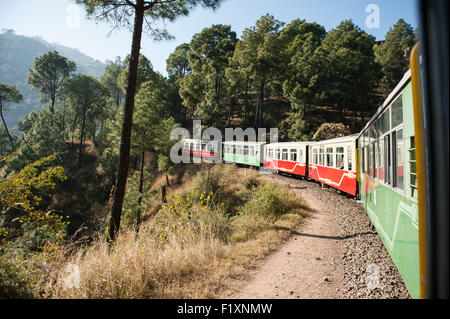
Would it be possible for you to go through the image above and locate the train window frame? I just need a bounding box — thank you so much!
[268,148,273,160]
[290,149,297,162]
[336,147,345,170]
[319,148,325,166]
[243,145,249,156]
[282,149,289,161]
[249,146,255,157]
[276,148,281,160]
[392,127,405,193]
[313,148,318,165]
[347,146,353,172]
[326,147,334,167]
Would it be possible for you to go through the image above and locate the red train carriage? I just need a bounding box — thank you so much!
[308,135,358,196]
[264,142,309,177]
[181,139,221,161]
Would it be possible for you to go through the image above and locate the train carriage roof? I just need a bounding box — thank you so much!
[265,142,310,148]
[223,141,267,145]
[308,134,359,146]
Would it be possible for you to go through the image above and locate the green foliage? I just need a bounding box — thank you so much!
[122,170,155,228]
[0,83,23,149]
[0,83,23,110]
[166,43,191,82]
[312,123,352,141]
[226,14,286,128]
[101,56,126,107]
[11,211,69,252]
[286,112,313,141]
[76,0,224,40]
[0,253,35,298]
[154,190,230,244]
[375,19,417,97]
[179,24,237,126]
[230,182,299,243]
[4,107,68,173]
[0,154,67,212]
[27,51,76,111]
[315,20,381,123]
[119,54,157,93]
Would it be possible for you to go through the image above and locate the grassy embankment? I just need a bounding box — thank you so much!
[50,164,308,298]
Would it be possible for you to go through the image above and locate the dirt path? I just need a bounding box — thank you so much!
[229,176,345,299]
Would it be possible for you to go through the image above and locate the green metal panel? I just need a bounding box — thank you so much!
[223,153,261,167]
[360,177,420,298]
[358,80,420,298]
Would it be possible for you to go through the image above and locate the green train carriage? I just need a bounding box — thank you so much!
[223,141,266,167]
[358,69,421,298]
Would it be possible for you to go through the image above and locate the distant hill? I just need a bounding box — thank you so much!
[0,29,106,130]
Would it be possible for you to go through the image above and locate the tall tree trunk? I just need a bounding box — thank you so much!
[78,106,87,168]
[0,101,15,149]
[109,1,145,241]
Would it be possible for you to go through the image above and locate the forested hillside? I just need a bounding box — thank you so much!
[0,29,105,129]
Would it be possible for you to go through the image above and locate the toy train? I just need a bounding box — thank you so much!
[181,68,419,297]
[179,39,450,299]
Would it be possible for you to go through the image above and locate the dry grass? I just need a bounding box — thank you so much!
[50,165,309,299]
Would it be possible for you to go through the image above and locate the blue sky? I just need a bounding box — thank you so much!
[0,0,419,76]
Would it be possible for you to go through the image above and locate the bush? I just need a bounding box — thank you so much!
[312,123,352,141]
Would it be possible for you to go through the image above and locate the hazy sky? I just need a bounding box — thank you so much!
[0,0,419,76]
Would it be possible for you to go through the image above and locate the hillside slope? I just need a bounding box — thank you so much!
[0,29,106,129]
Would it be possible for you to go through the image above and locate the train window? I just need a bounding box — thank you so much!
[243,146,249,156]
[268,148,273,160]
[207,144,213,152]
[372,142,377,178]
[391,94,403,128]
[276,149,281,160]
[190,143,194,150]
[313,149,318,165]
[196,143,201,151]
[290,149,297,162]
[282,149,289,161]
[319,148,324,165]
[393,129,404,191]
[232,145,236,154]
[326,148,334,167]
[368,143,373,176]
[249,146,255,157]
[379,138,385,182]
[384,135,391,184]
[336,147,345,170]
[361,145,365,173]
[380,109,390,134]
[347,146,353,171]
[409,137,418,199]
